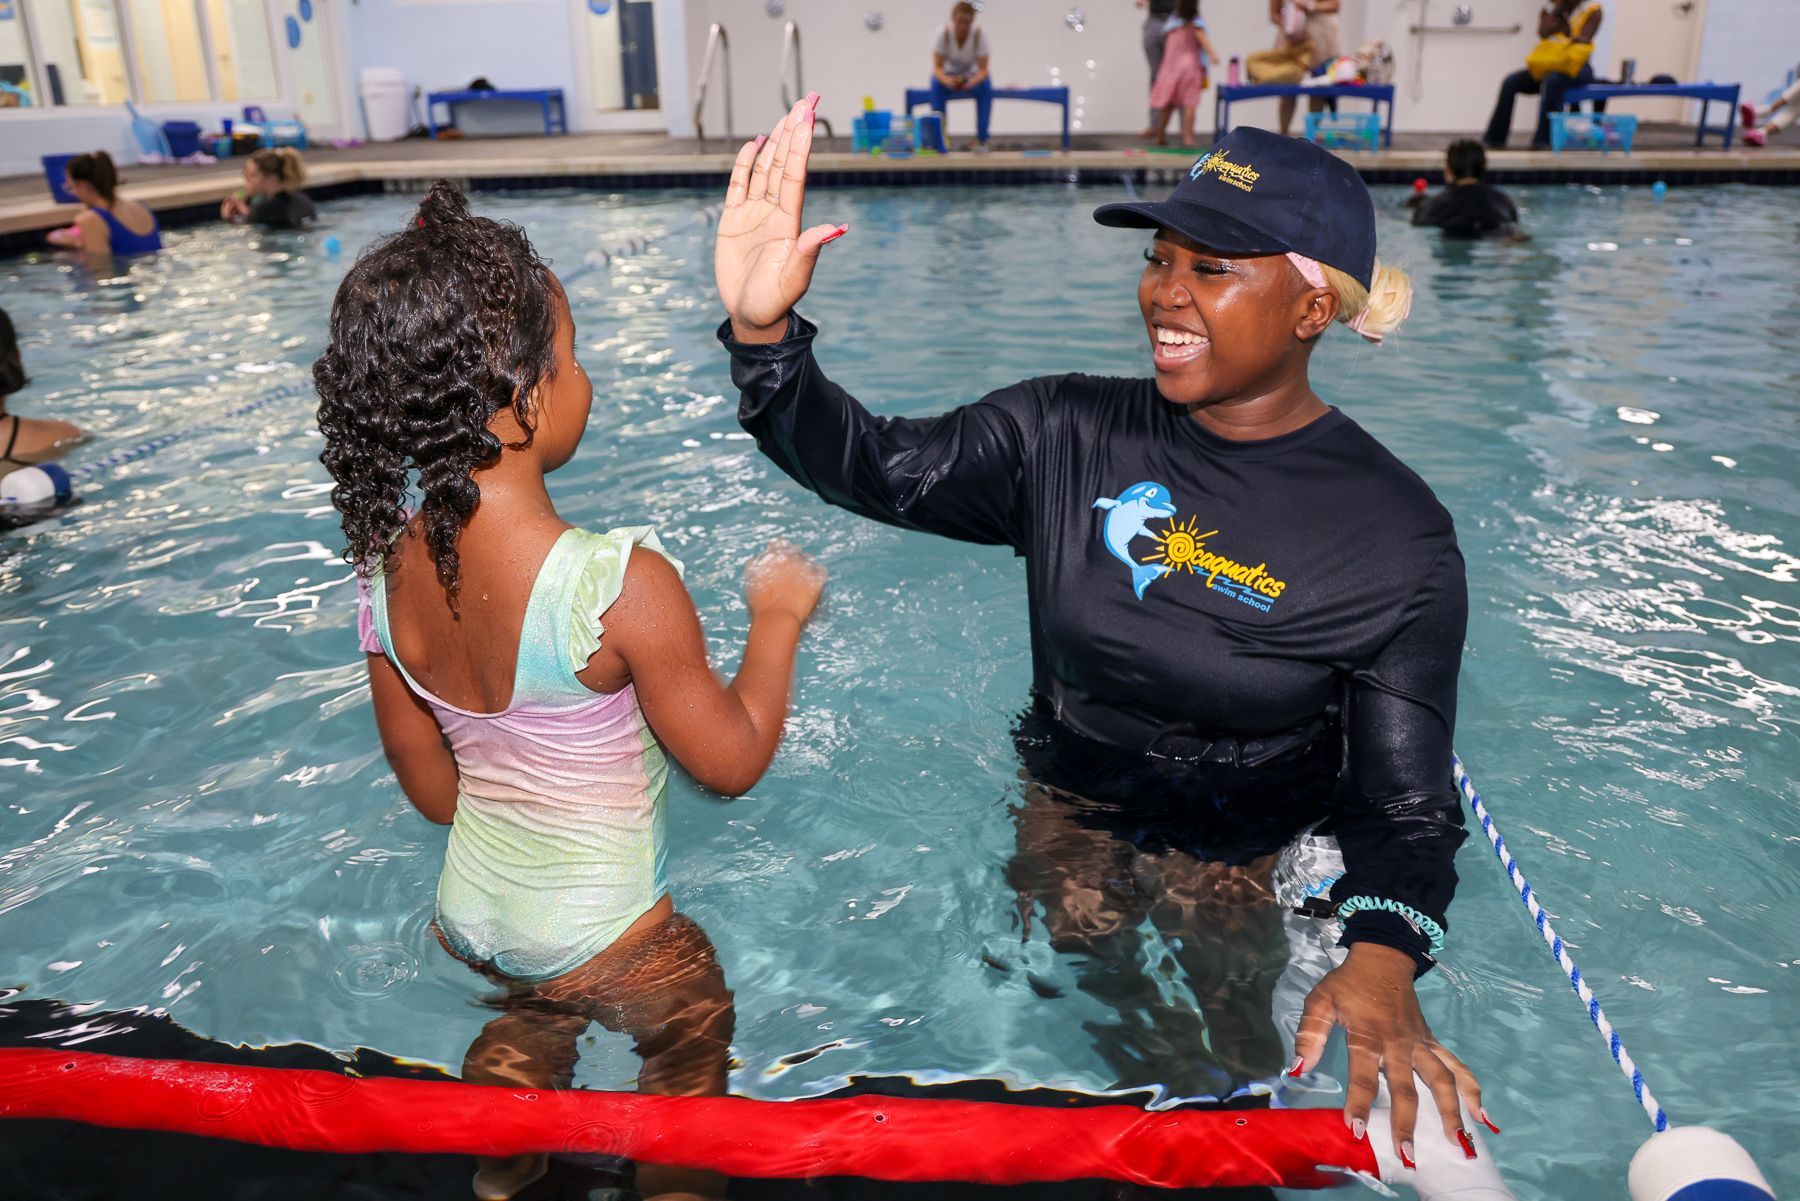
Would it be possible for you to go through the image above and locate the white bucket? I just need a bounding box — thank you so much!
[359,67,411,142]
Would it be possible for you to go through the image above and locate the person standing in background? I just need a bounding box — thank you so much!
[1136,0,1180,136]
[1147,0,1220,148]
[929,1,994,152]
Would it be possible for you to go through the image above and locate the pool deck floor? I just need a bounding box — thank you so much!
[4,126,1797,242]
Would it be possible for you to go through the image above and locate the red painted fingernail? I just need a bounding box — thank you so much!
[1479,1109,1502,1135]
[1458,1128,1478,1160]
[1286,1056,1305,1078]
[1399,1142,1416,1170]
[754,134,767,150]
[819,224,849,246]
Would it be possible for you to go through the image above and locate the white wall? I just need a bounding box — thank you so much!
[336,0,572,136]
[336,0,688,135]
[1696,0,1795,104]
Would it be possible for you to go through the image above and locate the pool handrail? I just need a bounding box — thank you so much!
[693,22,733,152]
[778,22,835,140]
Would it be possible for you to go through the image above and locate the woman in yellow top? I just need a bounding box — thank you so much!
[1482,0,1603,150]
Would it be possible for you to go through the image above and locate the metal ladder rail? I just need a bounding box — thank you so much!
[778,21,835,139]
[693,23,733,151]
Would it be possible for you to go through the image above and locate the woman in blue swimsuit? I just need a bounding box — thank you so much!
[47,152,163,258]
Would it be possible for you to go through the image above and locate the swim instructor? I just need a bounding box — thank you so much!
[716,97,1482,1165]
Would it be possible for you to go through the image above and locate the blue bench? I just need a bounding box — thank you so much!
[1215,83,1396,147]
[902,85,1071,149]
[1562,83,1742,148]
[426,88,568,138]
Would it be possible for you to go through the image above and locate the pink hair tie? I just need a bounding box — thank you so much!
[1286,252,1402,345]
[1285,252,1329,292]
[1350,277,1411,345]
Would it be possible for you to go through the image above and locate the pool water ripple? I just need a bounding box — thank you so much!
[1,183,1795,1197]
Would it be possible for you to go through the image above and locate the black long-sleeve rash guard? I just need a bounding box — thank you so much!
[723,313,1469,971]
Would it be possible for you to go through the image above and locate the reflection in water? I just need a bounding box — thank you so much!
[1005,784,1290,1104]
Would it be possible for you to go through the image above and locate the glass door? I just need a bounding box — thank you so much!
[584,0,660,120]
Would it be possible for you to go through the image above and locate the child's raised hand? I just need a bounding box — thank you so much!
[744,538,828,628]
[716,93,847,343]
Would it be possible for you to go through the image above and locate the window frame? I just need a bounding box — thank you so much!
[0,0,286,113]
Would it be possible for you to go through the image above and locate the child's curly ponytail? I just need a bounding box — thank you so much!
[313,180,558,598]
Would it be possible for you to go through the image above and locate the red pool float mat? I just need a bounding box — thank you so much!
[0,1048,1379,1189]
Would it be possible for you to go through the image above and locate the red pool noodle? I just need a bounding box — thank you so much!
[0,1048,1378,1189]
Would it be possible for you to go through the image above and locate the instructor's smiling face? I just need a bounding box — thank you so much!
[1137,228,1319,407]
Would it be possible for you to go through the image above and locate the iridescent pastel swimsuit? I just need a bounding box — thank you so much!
[358,527,681,982]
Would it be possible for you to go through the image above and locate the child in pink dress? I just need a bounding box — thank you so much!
[1149,0,1219,148]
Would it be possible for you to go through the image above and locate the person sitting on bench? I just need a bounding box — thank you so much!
[1244,0,1342,136]
[1742,75,1800,147]
[1483,0,1603,150]
[929,1,993,151]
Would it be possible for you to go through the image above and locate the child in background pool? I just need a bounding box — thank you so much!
[1408,140,1528,241]
[315,180,827,1201]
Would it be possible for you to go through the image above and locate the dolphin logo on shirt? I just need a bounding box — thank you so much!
[1092,482,1177,599]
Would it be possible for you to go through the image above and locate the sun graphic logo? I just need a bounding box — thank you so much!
[1143,516,1216,575]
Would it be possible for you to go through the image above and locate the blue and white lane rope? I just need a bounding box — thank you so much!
[560,201,728,287]
[66,378,317,483]
[1452,753,1669,1132]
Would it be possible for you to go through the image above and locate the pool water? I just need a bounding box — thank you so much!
[1,182,1795,1199]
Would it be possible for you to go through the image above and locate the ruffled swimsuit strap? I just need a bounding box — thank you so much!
[553,526,685,689]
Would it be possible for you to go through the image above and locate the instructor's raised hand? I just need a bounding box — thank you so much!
[716,92,847,344]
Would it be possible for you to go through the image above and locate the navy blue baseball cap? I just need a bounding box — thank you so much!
[1094,127,1376,289]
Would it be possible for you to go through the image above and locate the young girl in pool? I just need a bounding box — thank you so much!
[315,180,827,1201]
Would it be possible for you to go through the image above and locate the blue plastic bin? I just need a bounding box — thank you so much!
[257,120,309,150]
[41,154,80,204]
[1548,112,1637,154]
[915,112,946,153]
[852,110,894,153]
[162,120,203,158]
[1303,111,1380,151]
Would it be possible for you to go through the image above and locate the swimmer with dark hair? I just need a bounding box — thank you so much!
[0,306,83,473]
[0,307,84,525]
[45,151,163,257]
[1408,140,1529,241]
[315,180,826,1201]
